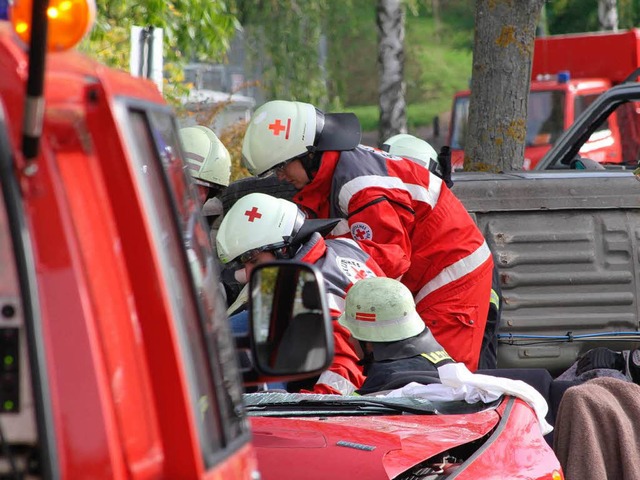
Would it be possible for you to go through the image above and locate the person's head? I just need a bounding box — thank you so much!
[241,100,362,187]
[180,125,231,203]
[381,133,442,177]
[216,192,339,277]
[338,277,424,350]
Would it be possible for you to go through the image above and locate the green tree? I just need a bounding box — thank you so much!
[236,0,333,107]
[81,0,239,105]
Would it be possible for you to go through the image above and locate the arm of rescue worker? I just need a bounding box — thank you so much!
[303,321,365,395]
[347,196,414,280]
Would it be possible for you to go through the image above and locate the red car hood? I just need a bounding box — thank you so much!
[250,406,501,480]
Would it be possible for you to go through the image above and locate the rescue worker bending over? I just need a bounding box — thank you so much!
[338,277,455,395]
[180,125,246,303]
[242,100,494,371]
[383,134,503,369]
[216,192,387,395]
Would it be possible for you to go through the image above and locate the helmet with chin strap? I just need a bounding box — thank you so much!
[180,125,231,188]
[216,192,339,265]
[241,100,363,177]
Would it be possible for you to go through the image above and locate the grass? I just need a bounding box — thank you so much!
[348,99,452,132]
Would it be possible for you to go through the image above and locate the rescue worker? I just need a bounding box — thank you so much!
[338,277,455,395]
[180,125,231,230]
[180,125,244,302]
[382,133,503,369]
[216,192,387,395]
[241,100,494,371]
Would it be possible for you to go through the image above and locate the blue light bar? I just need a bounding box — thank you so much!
[557,70,571,83]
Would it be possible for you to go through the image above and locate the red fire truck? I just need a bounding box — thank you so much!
[448,28,640,170]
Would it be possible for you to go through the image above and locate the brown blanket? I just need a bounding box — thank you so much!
[553,377,640,480]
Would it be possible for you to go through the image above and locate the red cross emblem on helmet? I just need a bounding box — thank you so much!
[244,207,262,222]
[268,118,291,139]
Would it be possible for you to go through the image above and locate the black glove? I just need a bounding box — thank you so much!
[575,347,625,376]
[437,146,454,188]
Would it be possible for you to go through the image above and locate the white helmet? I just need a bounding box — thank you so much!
[216,192,339,264]
[216,193,302,264]
[180,125,231,188]
[338,277,425,342]
[382,134,439,170]
[242,100,362,176]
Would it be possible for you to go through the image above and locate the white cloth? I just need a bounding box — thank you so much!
[382,363,553,435]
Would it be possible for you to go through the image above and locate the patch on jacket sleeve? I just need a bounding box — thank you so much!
[351,222,373,241]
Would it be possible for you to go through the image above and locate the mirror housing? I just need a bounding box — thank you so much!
[240,261,334,386]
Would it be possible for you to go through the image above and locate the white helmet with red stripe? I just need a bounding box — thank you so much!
[241,100,362,176]
[338,277,424,342]
[180,125,231,187]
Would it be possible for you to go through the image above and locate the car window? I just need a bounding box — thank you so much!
[527,90,565,146]
[575,94,609,133]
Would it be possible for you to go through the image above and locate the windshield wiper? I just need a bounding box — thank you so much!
[243,392,501,417]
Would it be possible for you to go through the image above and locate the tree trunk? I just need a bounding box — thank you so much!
[377,0,406,146]
[464,0,544,172]
[598,0,619,31]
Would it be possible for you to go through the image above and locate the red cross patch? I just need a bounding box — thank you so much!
[350,222,373,241]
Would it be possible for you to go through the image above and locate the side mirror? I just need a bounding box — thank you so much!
[246,261,334,384]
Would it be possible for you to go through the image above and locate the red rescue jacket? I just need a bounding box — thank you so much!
[294,146,494,370]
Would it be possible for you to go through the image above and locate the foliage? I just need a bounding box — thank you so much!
[545,0,640,33]
[236,0,336,107]
[81,0,239,106]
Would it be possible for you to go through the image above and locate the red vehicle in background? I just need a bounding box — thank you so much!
[448,28,640,170]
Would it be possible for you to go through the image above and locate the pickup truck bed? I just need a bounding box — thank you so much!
[453,170,640,374]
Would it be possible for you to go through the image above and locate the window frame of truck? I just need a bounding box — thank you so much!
[112,98,251,472]
[0,106,58,478]
[536,82,640,170]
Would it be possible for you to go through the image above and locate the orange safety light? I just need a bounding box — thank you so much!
[9,0,96,51]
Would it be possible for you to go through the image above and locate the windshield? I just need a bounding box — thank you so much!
[450,90,565,149]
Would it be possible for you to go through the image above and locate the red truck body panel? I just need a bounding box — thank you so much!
[0,21,257,479]
[532,28,640,83]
